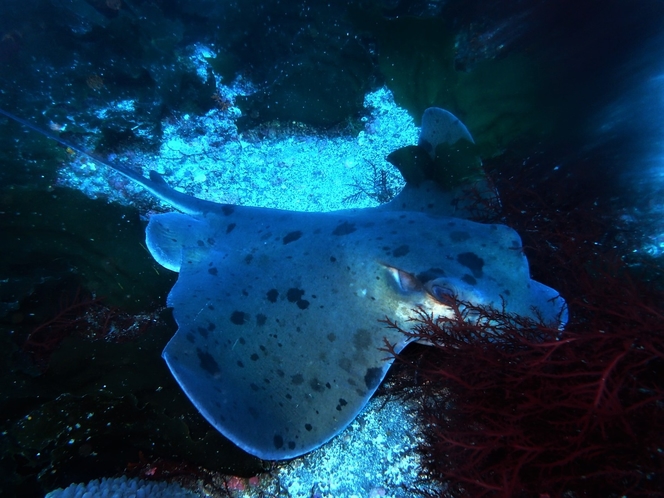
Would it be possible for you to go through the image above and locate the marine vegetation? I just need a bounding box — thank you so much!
[24,287,158,370]
[0,106,566,462]
[386,159,664,496]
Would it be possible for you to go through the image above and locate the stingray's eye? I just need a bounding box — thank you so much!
[430,285,456,304]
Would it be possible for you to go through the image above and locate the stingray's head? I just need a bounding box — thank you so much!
[381,260,568,339]
[381,263,486,325]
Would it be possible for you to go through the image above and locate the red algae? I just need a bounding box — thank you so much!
[386,160,664,497]
[24,287,159,369]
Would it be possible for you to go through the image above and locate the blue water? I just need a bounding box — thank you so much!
[1,1,663,496]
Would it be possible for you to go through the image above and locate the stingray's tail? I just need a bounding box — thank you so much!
[0,107,226,216]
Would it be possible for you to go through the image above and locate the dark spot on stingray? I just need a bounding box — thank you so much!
[242,289,249,296]
[207,304,215,310]
[462,274,477,285]
[197,326,208,338]
[267,289,279,303]
[291,374,304,385]
[256,313,267,326]
[326,382,331,389]
[457,252,484,278]
[197,240,205,247]
[196,348,220,375]
[230,311,247,325]
[239,337,246,345]
[250,353,259,361]
[276,369,285,377]
[353,329,371,350]
[364,367,383,390]
[417,268,446,282]
[330,256,337,262]
[259,345,266,352]
[339,358,352,372]
[310,378,325,393]
[288,441,296,450]
[221,205,234,216]
[264,378,270,384]
[392,245,410,257]
[207,237,215,245]
[305,423,312,431]
[336,398,348,411]
[237,361,244,368]
[450,230,471,242]
[250,383,260,391]
[285,393,292,400]
[332,221,356,236]
[244,254,253,264]
[287,288,305,303]
[226,223,236,234]
[273,435,284,449]
[207,322,216,331]
[208,267,218,276]
[504,289,511,295]
[248,406,259,419]
[186,332,195,343]
[283,230,303,244]
[327,333,337,342]
[296,299,310,310]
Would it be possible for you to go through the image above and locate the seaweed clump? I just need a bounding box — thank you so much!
[385,160,664,496]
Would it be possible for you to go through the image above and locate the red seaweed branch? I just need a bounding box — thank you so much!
[387,160,664,497]
[386,294,664,496]
[24,288,160,369]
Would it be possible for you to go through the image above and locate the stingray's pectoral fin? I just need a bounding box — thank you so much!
[386,108,483,191]
[387,140,482,190]
[146,212,209,272]
[528,279,569,330]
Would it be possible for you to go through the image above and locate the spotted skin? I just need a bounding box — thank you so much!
[0,105,567,460]
[146,197,566,459]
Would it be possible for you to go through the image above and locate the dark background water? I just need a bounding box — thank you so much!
[1,0,664,496]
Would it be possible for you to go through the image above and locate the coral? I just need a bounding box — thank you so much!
[45,475,196,498]
[385,159,664,496]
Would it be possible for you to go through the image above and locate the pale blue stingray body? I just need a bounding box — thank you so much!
[0,107,567,460]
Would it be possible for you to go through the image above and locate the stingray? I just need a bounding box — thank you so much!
[0,107,567,460]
